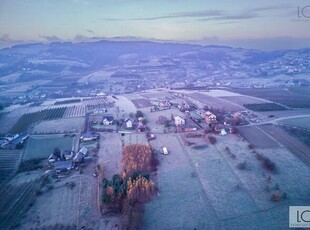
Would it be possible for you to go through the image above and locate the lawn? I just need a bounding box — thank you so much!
[23,134,74,160]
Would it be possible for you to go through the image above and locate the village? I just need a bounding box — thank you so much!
[0,88,309,230]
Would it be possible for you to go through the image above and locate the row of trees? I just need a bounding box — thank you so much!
[101,144,158,229]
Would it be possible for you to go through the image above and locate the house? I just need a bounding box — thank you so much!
[205,111,217,123]
[178,102,191,112]
[73,152,84,163]
[196,109,206,118]
[219,129,227,136]
[48,153,58,163]
[61,150,74,160]
[79,147,88,156]
[55,160,73,172]
[174,116,186,126]
[137,122,146,132]
[124,118,133,129]
[80,132,98,142]
[1,133,28,149]
[102,115,114,125]
[158,101,171,110]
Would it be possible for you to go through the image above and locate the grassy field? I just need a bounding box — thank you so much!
[23,135,74,160]
[278,117,310,129]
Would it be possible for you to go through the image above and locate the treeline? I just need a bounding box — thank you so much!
[101,144,158,229]
[243,103,286,111]
[54,99,81,105]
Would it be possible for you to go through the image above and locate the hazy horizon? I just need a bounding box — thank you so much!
[1,0,310,50]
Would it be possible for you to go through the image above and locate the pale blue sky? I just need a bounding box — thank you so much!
[0,0,309,48]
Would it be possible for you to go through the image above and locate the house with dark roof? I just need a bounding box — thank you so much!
[55,160,73,172]
[102,115,114,125]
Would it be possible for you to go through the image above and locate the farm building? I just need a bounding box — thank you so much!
[174,116,186,126]
[1,133,28,149]
[80,132,98,142]
[55,160,73,172]
[102,115,114,125]
[61,150,74,160]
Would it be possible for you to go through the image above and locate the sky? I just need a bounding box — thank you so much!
[0,0,310,49]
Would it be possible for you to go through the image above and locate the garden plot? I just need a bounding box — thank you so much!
[23,135,74,160]
[144,134,217,229]
[33,117,85,134]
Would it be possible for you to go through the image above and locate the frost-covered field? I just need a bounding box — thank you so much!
[144,133,310,230]
[33,117,85,133]
[23,134,74,160]
[144,134,217,229]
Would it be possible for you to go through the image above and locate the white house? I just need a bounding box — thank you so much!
[125,118,133,129]
[174,115,186,126]
[102,115,114,125]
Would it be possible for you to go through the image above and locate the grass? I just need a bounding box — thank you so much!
[23,135,73,160]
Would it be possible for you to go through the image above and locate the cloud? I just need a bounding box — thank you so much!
[199,13,258,22]
[85,29,96,35]
[103,4,293,23]
[249,4,292,13]
[39,35,62,42]
[103,10,222,21]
